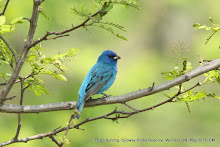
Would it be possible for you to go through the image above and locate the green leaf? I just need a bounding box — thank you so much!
[97,25,127,41]
[206,27,211,30]
[103,3,114,11]
[163,93,170,98]
[183,91,207,102]
[185,102,191,113]
[195,91,207,99]
[0,16,6,25]
[36,85,50,95]
[68,48,78,54]
[214,95,220,99]
[56,74,67,81]
[34,88,41,96]
[198,25,207,29]
[0,25,15,33]
[40,8,50,20]
[33,63,41,70]
[11,17,23,24]
[193,23,200,27]
[116,34,128,41]
[207,93,220,99]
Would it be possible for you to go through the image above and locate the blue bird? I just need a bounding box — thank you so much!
[75,50,121,119]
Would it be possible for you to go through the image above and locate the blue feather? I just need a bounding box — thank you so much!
[75,50,120,119]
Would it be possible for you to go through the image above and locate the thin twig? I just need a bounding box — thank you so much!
[121,102,138,111]
[28,10,102,49]
[47,34,70,40]
[62,113,75,146]
[0,0,43,102]
[13,76,25,140]
[13,113,21,140]
[1,95,16,101]
[1,59,218,114]
[0,0,10,16]
[49,135,62,147]
[23,17,32,22]
[199,59,213,63]
[149,82,155,91]
[61,82,202,145]
[0,72,33,86]
[198,55,204,65]
[0,34,18,63]
[0,82,206,146]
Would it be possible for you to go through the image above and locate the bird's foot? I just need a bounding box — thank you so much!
[100,93,111,100]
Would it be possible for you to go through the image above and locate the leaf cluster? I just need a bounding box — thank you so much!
[161,41,192,80]
[161,41,220,112]
[0,15,77,96]
[71,0,139,41]
[0,16,23,33]
[24,45,77,96]
[193,17,220,45]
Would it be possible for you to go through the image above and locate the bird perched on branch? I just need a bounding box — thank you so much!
[74,50,121,119]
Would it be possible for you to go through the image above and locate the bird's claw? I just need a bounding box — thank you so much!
[86,97,94,102]
[89,97,94,100]
[101,93,111,97]
[100,93,111,100]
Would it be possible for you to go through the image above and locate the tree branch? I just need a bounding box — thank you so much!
[0,0,43,103]
[28,9,102,49]
[0,72,34,86]
[0,0,10,16]
[0,59,219,113]
[0,81,202,146]
[49,135,62,147]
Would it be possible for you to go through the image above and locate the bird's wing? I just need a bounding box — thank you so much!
[84,73,113,101]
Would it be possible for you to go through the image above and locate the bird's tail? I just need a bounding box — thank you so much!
[74,95,85,119]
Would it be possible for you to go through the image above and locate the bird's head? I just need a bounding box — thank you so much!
[97,50,121,66]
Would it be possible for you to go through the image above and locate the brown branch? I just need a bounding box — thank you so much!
[61,113,74,146]
[121,102,138,111]
[13,113,21,140]
[0,72,33,86]
[1,95,16,101]
[198,55,204,64]
[47,34,70,40]
[0,0,43,103]
[0,0,10,16]
[23,17,32,22]
[0,81,202,146]
[49,135,62,147]
[199,59,213,63]
[28,10,102,49]
[13,77,25,140]
[0,59,219,113]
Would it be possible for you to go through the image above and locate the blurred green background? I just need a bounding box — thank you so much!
[0,0,220,147]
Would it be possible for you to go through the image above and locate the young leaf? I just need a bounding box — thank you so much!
[96,25,127,40]
[56,74,67,81]
[36,85,50,95]
[39,7,50,20]
[193,23,200,27]
[34,88,41,96]
[11,17,24,24]
[0,25,15,33]
[0,16,6,25]
[103,3,114,12]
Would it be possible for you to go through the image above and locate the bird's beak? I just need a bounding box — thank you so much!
[113,55,121,60]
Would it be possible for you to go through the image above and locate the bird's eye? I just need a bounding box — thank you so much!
[108,55,112,57]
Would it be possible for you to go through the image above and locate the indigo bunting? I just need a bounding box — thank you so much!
[75,50,121,119]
